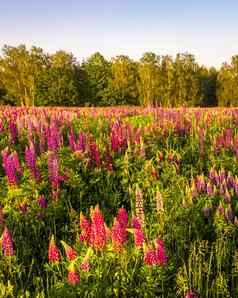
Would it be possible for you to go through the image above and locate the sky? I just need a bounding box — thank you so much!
[0,0,238,68]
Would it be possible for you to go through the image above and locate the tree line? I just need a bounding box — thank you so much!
[0,44,237,107]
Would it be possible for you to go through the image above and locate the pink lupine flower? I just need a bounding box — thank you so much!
[80,256,90,272]
[2,150,18,186]
[90,142,101,167]
[134,228,145,248]
[25,146,41,181]
[90,205,107,250]
[143,246,157,266]
[111,218,127,251]
[8,120,18,144]
[185,290,199,298]
[79,213,91,243]
[155,239,168,266]
[48,235,60,263]
[68,264,80,285]
[12,151,23,176]
[19,203,28,215]
[117,208,128,229]
[131,217,142,230]
[2,226,14,257]
[61,241,78,261]
[38,195,47,209]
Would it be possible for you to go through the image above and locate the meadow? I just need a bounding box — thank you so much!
[0,106,238,297]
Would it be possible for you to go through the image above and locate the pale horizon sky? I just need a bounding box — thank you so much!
[0,0,238,68]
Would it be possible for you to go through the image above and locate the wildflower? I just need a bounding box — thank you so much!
[61,241,78,261]
[48,235,60,263]
[226,206,234,221]
[143,246,157,266]
[155,239,168,266]
[117,208,128,229]
[79,212,91,243]
[68,263,80,285]
[185,290,199,298]
[2,226,14,257]
[111,218,127,251]
[80,256,90,272]
[38,195,47,209]
[135,186,145,225]
[25,146,41,181]
[19,203,28,215]
[90,205,107,251]
[131,217,142,230]
[134,228,145,248]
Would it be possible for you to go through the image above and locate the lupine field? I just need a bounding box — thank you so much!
[1,106,238,297]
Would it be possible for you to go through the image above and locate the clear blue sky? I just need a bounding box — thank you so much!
[0,0,237,68]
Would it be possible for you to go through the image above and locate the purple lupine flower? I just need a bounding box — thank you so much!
[206,182,213,196]
[208,167,215,182]
[1,151,18,186]
[25,146,41,181]
[8,120,18,144]
[19,203,28,215]
[89,142,101,167]
[38,195,47,209]
[12,151,23,176]
[226,206,234,221]
[185,290,199,298]
[227,172,235,189]
[224,188,231,203]
[77,133,86,152]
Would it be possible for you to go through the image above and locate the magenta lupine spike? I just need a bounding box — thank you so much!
[155,239,168,266]
[61,241,78,261]
[79,212,91,243]
[8,120,18,144]
[68,264,80,285]
[134,228,145,248]
[90,205,107,250]
[185,290,199,298]
[48,152,60,191]
[38,195,47,209]
[69,129,76,151]
[19,203,28,215]
[2,226,14,257]
[78,133,86,152]
[90,142,101,167]
[25,146,41,181]
[1,151,18,186]
[111,218,127,251]
[48,235,60,263]
[12,151,23,176]
[117,208,128,229]
[80,256,90,272]
[131,217,142,230]
[143,246,157,266]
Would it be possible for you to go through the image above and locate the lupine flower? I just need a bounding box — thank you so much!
[38,195,47,209]
[79,212,91,243]
[111,218,127,251]
[2,226,14,257]
[117,208,128,229]
[135,186,145,225]
[155,239,168,266]
[131,217,142,230]
[185,290,199,298]
[48,235,60,263]
[12,151,23,176]
[224,188,231,203]
[90,205,107,250]
[143,246,157,266]
[19,203,28,215]
[226,206,234,221]
[134,228,145,248]
[68,264,80,285]
[61,241,78,261]
[8,120,18,144]
[25,146,41,181]
[80,256,90,272]
[90,142,101,167]
[2,151,18,186]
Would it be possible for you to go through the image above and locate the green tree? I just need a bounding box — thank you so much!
[106,55,139,105]
[81,52,110,106]
[0,45,47,106]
